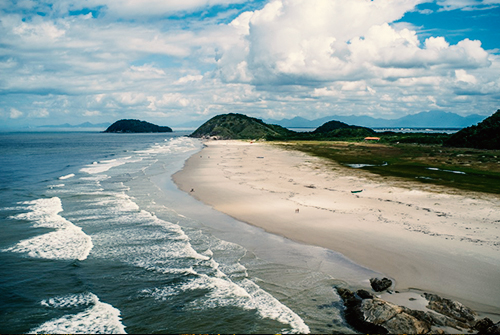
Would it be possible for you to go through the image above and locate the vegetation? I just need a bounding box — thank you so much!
[376,132,451,145]
[190,113,294,139]
[313,120,375,135]
[279,141,500,194]
[104,119,172,133]
[445,110,500,149]
[191,113,380,141]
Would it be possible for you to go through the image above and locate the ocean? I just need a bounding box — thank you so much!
[0,131,377,334]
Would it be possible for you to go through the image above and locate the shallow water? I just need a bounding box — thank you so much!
[0,132,376,334]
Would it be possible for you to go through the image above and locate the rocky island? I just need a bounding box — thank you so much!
[104,119,172,133]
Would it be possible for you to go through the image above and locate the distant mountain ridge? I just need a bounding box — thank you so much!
[38,122,111,128]
[265,111,485,129]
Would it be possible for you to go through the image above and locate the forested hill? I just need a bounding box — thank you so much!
[445,110,500,149]
[190,113,380,140]
[104,119,172,133]
[189,113,293,140]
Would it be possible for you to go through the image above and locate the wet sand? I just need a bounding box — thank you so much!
[173,140,500,313]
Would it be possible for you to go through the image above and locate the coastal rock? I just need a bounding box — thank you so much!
[474,318,500,334]
[336,288,388,334]
[403,307,466,329]
[336,287,479,334]
[370,277,393,292]
[361,298,431,334]
[423,293,476,325]
[356,289,374,299]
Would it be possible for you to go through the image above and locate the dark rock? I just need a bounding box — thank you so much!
[336,288,388,334]
[423,293,477,326]
[356,289,374,299]
[336,287,430,334]
[474,318,500,334]
[361,298,431,334]
[370,277,393,292]
[403,306,468,329]
[336,287,481,334]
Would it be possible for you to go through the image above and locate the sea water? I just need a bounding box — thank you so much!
[0,132,376,334]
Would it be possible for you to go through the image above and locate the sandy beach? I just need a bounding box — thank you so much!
[173,140,500,313]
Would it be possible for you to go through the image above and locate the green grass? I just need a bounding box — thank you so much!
[277,141,500,194]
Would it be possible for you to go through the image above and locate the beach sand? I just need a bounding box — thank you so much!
[173,140,500,313]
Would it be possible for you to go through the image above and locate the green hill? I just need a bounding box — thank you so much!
[190,113,294,140]
[445,110,500,149]
[104,119,172,133]
[312,120,376,138]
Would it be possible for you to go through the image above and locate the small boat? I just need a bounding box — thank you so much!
[351,190,363,194]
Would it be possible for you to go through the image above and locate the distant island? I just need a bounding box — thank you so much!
[104,119,172,133]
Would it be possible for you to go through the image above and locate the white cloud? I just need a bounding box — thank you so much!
[83,110,102,116]
[455,69,477,84]
[175,74,204,85]
[28,108,50,118]
[216,0,492,86]
[0,0,499,127]
[85,0,247,17]
[10,108,23,119]
[436,0,500,10]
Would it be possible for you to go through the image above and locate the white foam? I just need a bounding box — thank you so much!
[80,156,141,175]
[41,292,96,308]
[147,273,309,334]
[88,203,308,333]
[59,174,75,180]
[95,193,140,212]
[32,293,126,334]
[8,226,93,261]
[138,137,199,155]
[239,279,310,334]
[10,197,68,228]
[5,197,93,261]
[142,286,178,300]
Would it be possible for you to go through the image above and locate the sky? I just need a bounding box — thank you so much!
[1,0,500,128]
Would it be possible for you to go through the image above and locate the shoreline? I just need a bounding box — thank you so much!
[172,140,500,314]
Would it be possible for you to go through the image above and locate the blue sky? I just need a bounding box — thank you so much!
[1,0,499,128]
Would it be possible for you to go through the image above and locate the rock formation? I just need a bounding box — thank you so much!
[336,287,487,334]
